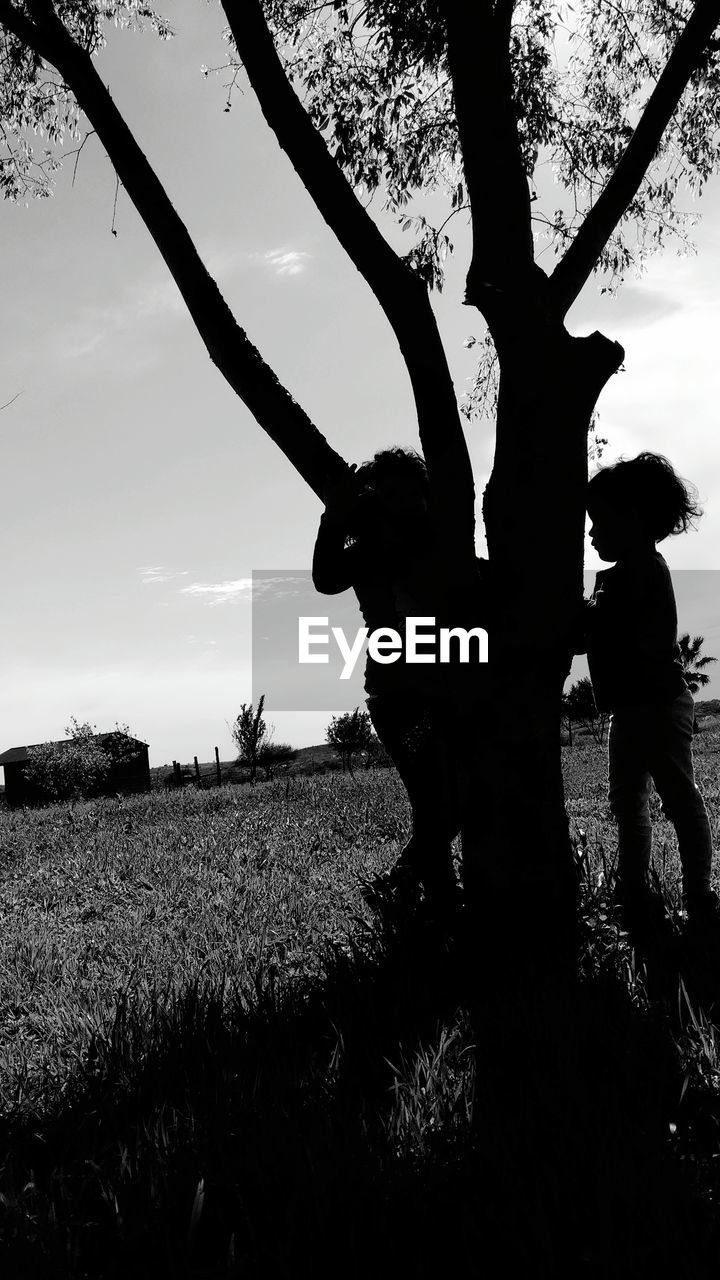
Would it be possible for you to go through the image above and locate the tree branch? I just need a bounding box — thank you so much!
[441,0,541,312]
[549,0,720,316]
[222,0,477,574]
[0,0,347,498]
[223,0,416,326]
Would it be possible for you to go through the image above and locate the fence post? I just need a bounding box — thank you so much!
[194,755,200,782]
[215,746,221,787]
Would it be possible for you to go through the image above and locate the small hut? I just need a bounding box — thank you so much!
[0,733,150,809]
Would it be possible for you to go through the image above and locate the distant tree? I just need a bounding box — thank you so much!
[326,708,373,773]
[257,741,297,781]
[564,679,610,746]
[677,633,717,733]
[231,695,269,784]
[677,633,718,695]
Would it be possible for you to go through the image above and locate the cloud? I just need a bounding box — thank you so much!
[582,254,720,568]
[178,574,310,606]
[251,574,317,599]
[179,578,254,605]
[585,283,683,330]
[571,266,689,335]
[196,241,312,279]
[262,248,311,277]
[58,277,187,361]
[55,241,312,361]
[138,566,190,585]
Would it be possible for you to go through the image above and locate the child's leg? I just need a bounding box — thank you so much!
[608,711,653,892]
[646,690,714,907]
[366,694,458,896]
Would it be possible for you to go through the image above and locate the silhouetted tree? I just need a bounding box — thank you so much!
[677,632,717,733]
[564,678,610,746]
[232,696,268,785]
[677,633,717,695]
[3,0,720,933]
[327,709,373,773]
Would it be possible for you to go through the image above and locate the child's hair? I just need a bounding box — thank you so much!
[347,447,430,543]
[355,446,429,498]
[588,452,702,541]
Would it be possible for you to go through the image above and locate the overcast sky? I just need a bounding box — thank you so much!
[1,0,720,769]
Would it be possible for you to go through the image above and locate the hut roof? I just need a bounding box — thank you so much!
[0,733,148,767]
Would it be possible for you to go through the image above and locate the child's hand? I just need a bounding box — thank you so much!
[322,464,361,523]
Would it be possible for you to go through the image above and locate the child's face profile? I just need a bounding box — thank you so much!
[588,497,650,562]
[375,474,429,527]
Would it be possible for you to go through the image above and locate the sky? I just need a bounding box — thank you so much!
[1,0,720,769]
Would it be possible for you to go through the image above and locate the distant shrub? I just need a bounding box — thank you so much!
[23,721,110,805]
[326,709,373,772]
[22,718,142,805]
[257,742,297,780]
[364,733,392,769]
[563,679,610,745]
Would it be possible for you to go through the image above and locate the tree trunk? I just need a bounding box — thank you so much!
[461,325,624,964]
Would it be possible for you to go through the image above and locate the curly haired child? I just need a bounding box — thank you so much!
[578,451,719,925]
[313,447,486,912]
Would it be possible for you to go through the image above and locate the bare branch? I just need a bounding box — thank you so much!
[221,0,477,569]
[0,0,346,498]
[67,128,95,186]
[110,169,119,235]
[222,0,411,307]
[0,390,22,412]
[549,0,720,316]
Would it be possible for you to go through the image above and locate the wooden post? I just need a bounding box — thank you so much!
[194,755,200,782]
[174,761,181,782]
[215,746,221,787]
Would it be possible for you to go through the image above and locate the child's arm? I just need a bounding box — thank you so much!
[312,511,354,594]
[312,466,361,595]
[571,584,605,655]
[581,562,664,655]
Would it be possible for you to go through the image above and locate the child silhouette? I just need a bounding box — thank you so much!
[313,448,480,911]
[578,452,719,925]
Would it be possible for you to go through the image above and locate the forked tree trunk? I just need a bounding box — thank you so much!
[460,325,624,960]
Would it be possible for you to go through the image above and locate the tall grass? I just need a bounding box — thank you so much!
[0,749,718,1276]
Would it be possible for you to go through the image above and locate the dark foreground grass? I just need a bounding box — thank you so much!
[0,758,719,1276]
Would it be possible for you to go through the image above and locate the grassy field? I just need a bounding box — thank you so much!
[1,737,720,1276]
